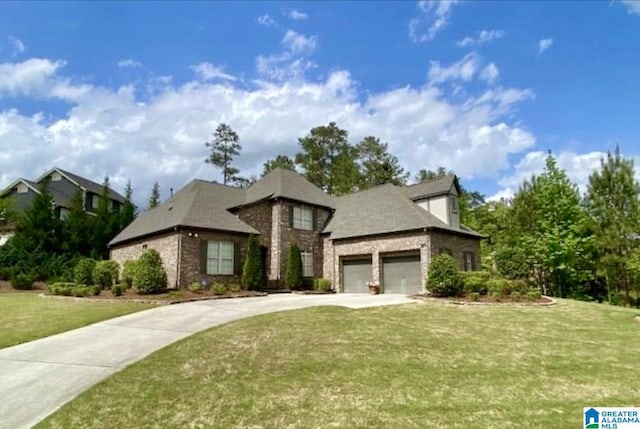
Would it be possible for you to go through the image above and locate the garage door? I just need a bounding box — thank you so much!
[342,258,372,293]
[382,255,422,295]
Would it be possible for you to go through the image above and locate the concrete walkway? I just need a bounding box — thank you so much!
[0,293,414,429]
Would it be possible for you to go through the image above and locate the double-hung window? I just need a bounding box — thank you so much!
[301,251,313,277]
[463,252,475,271]
[293,205,313,230]
[207,241,234,275]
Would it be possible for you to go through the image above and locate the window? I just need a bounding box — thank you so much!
[207,241,234,275]
[463,252,475,271]
[450,196,459,214]
[51,172,62,181]
[59,208,70,220]
[16,183,28,194]
[293,205,313,230]
[91,194,99,210]
[301,251,313,277]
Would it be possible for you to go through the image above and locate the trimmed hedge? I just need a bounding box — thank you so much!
[73,258,96,285]
[427,254,462,297]
[132,249,167,294]
[11,273,35,290]
[93,260,120,288]
[48,282,100,297]
[313,278,332,291]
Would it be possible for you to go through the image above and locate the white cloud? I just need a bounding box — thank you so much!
[538,38,554,54]
[480,63,499,84]
[428,53,480,84]
[190,62,236,81]
[0,57,535,207]
[457,29,504,47]
[409,0,459,43]
[0,58,66,98]
[288,10,308,20]
[281,30,318,55]
[8,36,26,56]
[257,14,277,27]
[621,0,640,15]
[117,59,142,68]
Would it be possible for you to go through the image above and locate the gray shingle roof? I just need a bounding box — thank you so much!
[241,168,335,209]
[402,174,457,201]
[109,180,257,246]
[56,168,126,203]
[323,183,482,240]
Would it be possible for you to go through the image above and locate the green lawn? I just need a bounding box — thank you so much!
[0,292,155,349]
[38,299,640,429]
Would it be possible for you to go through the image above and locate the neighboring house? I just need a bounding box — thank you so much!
[0,167,126,244]
[110,168,482,294]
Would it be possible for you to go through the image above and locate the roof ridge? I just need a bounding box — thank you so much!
[405,174,453,188]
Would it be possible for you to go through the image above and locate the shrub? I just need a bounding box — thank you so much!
[188,282,203,293]
[92,260,120,288]
[486,278,506,296]
[427,254,462,297]
[241,234,265,291]
[469,292,480,302]
[212,282,226,295]
[11,272,35,290]
[527,289,542,301]
[72,285,90,297]
[490,291,502,302]
[511,291,521,302]
[111,284,126,297]
[511,279,529,295]
[132,249,167,294]
[461,271,491,294]
[73,258,96,285]
[313,278,332,291]
[285,244,303,290]
[168,290,183,299]
[301,278,315,290]
[121,260,139,288]
[228,283,241,293]
[0,266,12,281]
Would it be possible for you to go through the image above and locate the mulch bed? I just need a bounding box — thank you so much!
[0,280,46,293]
[412,293,555,306]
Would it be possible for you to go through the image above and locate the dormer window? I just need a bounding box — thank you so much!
[450,196,458,214]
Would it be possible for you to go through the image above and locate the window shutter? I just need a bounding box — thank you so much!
[289,204,294,228]
[200,240,208,274]
[312,208,317,231]
[234,241,242,275]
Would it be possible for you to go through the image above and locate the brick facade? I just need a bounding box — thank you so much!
[110,232,180,288]
[429,230,481,271]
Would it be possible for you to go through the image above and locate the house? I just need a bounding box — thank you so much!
[109,168,482,294]
[0,167,126,244]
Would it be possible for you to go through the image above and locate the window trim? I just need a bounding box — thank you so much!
[450,196,459,214]
[463,251,475,271]
[292,205,313,231]
[301,251,313,277]
[91,194,100,210]
[206,240,235,276]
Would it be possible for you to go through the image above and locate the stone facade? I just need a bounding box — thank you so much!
[110,232,180,288]
[323,231,431,293]
[429,230,481,271]
[178,229,247,288]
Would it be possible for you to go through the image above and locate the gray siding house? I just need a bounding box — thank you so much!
[110,169,482,294]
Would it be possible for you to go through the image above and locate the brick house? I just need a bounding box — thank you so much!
[109,168,482,294]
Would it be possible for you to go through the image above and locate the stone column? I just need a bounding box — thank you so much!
[269,203,281,280]
[372,249,380,286]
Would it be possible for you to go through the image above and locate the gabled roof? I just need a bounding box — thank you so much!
[323,183,482,240]
[110,180,256,246]
[240,168,335,209]
[0,178,41,197]
[402,174,459,201]
[36,167,126,203]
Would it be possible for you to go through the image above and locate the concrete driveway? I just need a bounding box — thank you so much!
[0,293,414,429]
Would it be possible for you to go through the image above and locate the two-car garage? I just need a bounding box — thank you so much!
[341,253,422,295]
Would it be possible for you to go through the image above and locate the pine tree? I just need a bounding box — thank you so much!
[357,136,408,188]
[205,123,242,185]
[585,145,640,304]
[61,188,92,256]
[262,155,296,176]
[148,182,160,209]
[14,181,60,254]
[241,234,265,290]
[119,180,136,230]
[284,243,303,290]
[92,177,119,259]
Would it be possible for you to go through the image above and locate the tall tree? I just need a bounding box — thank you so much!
[148,182,160,209]
[13,182,60,254]
[205,122,242,185]
[61,188,92,256]
[356,136,408,189]
[119,180,136,230]
[414,167,448,182]
[262,155,296,176]
[585,145,640,304]
[295,122,360,195]
[92,177,119,259]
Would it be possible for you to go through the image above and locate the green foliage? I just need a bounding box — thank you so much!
[12,182,61,258]
[188,282,203,293]
[469,292,480,302]
[132,249,167,294]
[527,289,542,301]
[461,271,491,294]
[120,180,137,230]
[61,189,93,256]
[486,278,507,296]
[0,266,13,281]
[111,284,126,297]
[285,244,303,290]
[313,278,332,291]
[148,181,161,210]
[11,272,35,290]
[212,282,226,295]
[168,290,183,299]
[510,291,521,302]
[356,136,408,188]
[93,260,120,288]
[427,254,462,297]
[73,258,96,285]
[205,123,242,185]
[262,155,295,176]
[121,260,139,288]
[228,283,241,293]
[48,282,75,296]
[91,177,120,260]
[241,235,265,291]
[490,291,502,302]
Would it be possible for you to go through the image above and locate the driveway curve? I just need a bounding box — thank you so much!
[0,293,414,429]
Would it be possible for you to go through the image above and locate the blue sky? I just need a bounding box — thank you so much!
[0,1,639,204]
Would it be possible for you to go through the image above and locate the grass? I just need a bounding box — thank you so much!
[0,292,156,349]
[38,299,640,429]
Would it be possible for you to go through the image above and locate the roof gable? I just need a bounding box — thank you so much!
[402,174,459,201]
[0,178,41,197]
[35,167,126,203]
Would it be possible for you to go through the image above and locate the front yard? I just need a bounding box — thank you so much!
[0,285,155,349]
[37,298,640,429]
